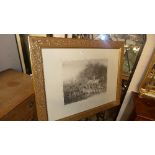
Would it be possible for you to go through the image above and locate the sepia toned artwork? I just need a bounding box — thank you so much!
[63,59,107,105]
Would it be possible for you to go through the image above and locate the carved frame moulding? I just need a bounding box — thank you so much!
[139,51,155,99]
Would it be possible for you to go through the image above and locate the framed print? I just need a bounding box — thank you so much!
[28,37,124,120]
[139,51,155,98]
[16,34,48,74]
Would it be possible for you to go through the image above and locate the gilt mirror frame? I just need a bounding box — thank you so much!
[28,37,124,120]
[139,51,155,98]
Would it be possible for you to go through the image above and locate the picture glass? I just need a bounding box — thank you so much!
[63,59,107,105]
[42,48,120,120]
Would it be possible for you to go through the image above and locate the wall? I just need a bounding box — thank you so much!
[117,34,155,120]
[0,34,22,72]
[0,34,72,73]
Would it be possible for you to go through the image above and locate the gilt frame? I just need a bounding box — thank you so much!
[28,37,124,120]
[139,51,155,98]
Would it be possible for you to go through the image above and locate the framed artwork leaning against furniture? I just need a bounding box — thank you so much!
[28,37,124,121]
[139,51,155,98]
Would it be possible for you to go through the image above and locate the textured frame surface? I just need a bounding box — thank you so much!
[139,51,155,98]
[28,37,124,120]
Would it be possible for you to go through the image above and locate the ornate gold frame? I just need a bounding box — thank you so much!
[28,37,124,120]
[139,51,155,98]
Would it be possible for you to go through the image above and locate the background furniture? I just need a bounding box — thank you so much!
[0,69,37,121]
[129,92,155,120]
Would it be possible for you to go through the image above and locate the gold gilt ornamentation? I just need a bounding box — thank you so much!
[139,51,155,98]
